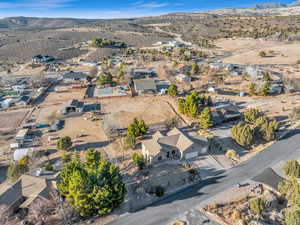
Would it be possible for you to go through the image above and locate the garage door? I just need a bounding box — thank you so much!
[185,152,198,159]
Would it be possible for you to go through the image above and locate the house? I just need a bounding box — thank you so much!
[15,129,29,144]
[60,99,84,115]
[63,71,88,83]
[32,55,55,63]
[12,84,26,92]
[176,74,191,84]
[209,62,236,71]
[211,103,242,125]
[132,68,156,79]
[244,66,263,79]
[177,64,191,74]
[142,127,208,164]
[270,82,284,94]
[48,119,64,132]
[168,40,186,47]
[207,86,217,93]
[0,173,58,211]
[1,98,18,108]
[15,96,31,106]
[134,79,157,95]
[13,148,35,161]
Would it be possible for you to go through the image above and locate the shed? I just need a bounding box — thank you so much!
[60,99,84,115]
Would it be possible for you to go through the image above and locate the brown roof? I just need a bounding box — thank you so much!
[142,128,195,157]
[0,174,56,209]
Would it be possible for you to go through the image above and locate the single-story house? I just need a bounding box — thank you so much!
[0,173,58,211]
[211,104,242,125]
[244,66,263,79]
[176,74,191,84]
[13,148,35,161]
[270,82,284,94]
[63,71,88,83]
[177,64,191,74]
[15,96,31,106]
[48,119,64,132]
[132,68,156,79]
[32,55,55,63]
[12,84,26,92]
[1,98,18,108]
[60,99,84,115]
[209,62,236,71]
[134,79,157,95]
[142,127,208,164]
[15,129,29,144]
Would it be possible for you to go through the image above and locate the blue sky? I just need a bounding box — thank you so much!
[0,0,294,19]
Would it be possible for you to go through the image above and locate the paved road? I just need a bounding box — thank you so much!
[109,128,300,225]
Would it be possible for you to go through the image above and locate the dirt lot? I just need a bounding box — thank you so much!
[101,96,177,131]
[216,38,300,65]
[35,84,86,124]
[0,108,30,131]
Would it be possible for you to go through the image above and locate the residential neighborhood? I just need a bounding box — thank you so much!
[2,2,300,225]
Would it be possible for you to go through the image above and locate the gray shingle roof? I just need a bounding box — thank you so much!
[134,79,157,91]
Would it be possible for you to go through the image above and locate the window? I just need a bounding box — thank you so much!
[158,156,162,161]
[172,150,176,155]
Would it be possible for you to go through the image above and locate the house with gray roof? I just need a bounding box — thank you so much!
[63,71,88,83]
[211,103,242,125]
[142,127,208,164]
[60,99,84,115]
[0,174,57,211]
[133,79,157,95]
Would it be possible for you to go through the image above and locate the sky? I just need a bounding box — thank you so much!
[0,0,295,19]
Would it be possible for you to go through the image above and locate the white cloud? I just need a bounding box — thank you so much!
[132,1,170,8]
[139,2,169,8]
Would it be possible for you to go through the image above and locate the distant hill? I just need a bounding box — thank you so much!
[252,0,300,9]
[289,0,300,6]
[252,2,286,9]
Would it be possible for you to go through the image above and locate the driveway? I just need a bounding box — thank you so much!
[109,128,300,225]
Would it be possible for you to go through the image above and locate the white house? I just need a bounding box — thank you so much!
[176,74,191,84]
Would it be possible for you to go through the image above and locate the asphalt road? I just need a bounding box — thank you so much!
[109,128,300,225]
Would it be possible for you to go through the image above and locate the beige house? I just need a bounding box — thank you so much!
[142,127,208,164]
[0,173,58,211]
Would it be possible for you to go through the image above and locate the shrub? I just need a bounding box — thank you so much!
[231,123,254,147]
[259,51,267,57]
[244,108,261,124]
[167,84,178,96]
[284,160,300,178]
[249,197,266,216]
[57,136,72,151]
[7,162,29,181]
[289,107,300,122]
[61,152,73,163]
[155,186,165,197]
[285,209,300,225]
[132,152,145,170]
[44,162,54,171]
[225,149,239,160]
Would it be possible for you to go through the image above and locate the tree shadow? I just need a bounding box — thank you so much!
[70,141,111,151]
[137,174,227,211]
